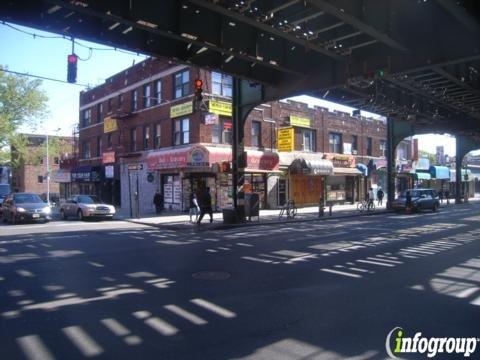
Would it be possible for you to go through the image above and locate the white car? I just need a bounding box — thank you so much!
[60,195,116,220]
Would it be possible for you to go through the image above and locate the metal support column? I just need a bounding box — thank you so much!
[455,137,463,204]
[386,117,395,209]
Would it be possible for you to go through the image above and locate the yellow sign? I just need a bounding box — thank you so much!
[170,101,193,118]
[277,127,294,152]
[209,100,232,116]
[290,115,311,128]
[103,117,118,133]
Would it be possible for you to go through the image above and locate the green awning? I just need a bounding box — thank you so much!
[415,172,431,180]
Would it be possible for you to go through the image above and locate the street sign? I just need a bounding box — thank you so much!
[128,164,143,171]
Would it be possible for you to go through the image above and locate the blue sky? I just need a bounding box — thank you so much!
[0,22,459,156]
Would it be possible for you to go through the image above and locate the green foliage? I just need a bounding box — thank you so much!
[419,150,436,165]
[13,135,72,167]
[0,66,48,165]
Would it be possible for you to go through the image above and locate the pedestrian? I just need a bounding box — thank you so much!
[438,189,444,203]
[197,187,213,224]
[189,192,200,222]
[368,187,375,209]
[153,191,163,214]
[405,190,412,212]
[445,189,450,204]
[376,187,384,206]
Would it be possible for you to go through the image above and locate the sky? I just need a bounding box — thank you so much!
[0,22,462,156]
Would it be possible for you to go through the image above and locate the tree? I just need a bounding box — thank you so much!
[0,66,48,164]
[419,150,436,165]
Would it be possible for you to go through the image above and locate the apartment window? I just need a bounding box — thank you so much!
[251,121,261,148]
[131,90,138,111]
[212,72,233,97]
[174,70,190,99]
[212,119,232,144]
[173,118,189,145]
[366,137,373,156]
[118,94,123,109]
[153,80,161,105]
[96,103,103,123]
[143,126,150,149]
[154,124,161,148]
[143,84,151,108]
[107,133,113,149]
[54,157,59,165]
[380,139,387,157]
[303,129,316,152]
[329,132,342,153]
[351,135,358,154]
[82,109,91,128]
[82,141,90,159]
[130,128,137,152]
[97,136,102,156]
[107,98,112,113]
[37,176,43,183]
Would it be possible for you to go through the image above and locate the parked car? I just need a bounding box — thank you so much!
[2,192,52,224]
[0,183,11,216]
[392,188,440,213]
[60,195,115,220]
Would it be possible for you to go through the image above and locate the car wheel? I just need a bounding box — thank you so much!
[77,210,84,221]
[60,209,67,220]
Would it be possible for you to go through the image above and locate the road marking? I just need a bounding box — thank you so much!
[190,298,237,318]
[164,304,208,325]
[17,335,55,360]
[62,326,104,357]
[357,259,395,267]
[321,268,362,278]
[101,318,130,336]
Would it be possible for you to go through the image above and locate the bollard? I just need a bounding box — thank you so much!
[319,198,325,217]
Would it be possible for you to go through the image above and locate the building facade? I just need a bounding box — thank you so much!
[76,58,388,214]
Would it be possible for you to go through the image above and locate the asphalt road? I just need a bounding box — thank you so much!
[0,204,479,360]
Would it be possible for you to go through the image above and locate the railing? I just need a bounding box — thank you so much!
[279,200,297,219]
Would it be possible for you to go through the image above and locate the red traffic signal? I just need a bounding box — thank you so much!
[194,79,203,89]
[67,54,78,83]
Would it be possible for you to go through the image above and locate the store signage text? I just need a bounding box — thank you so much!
[277,127,294,152]
[290,115,311,128]
[170,101,193,118]
[103,117,118,133]
[209,100,232,116]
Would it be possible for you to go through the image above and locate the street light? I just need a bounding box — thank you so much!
[46,128,61,206]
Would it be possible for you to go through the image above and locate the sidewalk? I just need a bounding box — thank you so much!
[115,202,391,231]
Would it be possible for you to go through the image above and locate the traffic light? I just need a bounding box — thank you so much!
[67,54,78,83]
[194,79,203,102]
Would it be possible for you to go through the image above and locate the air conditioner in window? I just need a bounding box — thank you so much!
[352,150,358,155]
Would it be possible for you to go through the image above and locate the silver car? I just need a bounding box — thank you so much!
[60,195,115,220]
[392,188,440,213]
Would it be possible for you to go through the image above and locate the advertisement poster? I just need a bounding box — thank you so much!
[163,184,173,203]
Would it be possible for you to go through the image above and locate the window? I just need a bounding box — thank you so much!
[351,135,358,153]
[107,133,113,149]
[212,72,233,97]
[37,176,43,183]
[131,90,138,111]
[82,141,90,159]
[154,124,161,148]
[153,80,161,105]
[366,137,373,156]
[143,126,150,149]
[118,94,123,109]
[212,119,232,144]
[82,109,91,128]
[329,132,342,153]
[251,121,261,148]
[54,157,59,165]
[130,128,137,152]
[380,139,387,157]
[303,129,316,152]
[97,136,102,156]
[173,118,189,145]
[107,98,112,113]
[96,103,103,123]
[143,84,151,108]
[174,70,190,99]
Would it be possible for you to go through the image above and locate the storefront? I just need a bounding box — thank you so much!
[71,166,101,196]
[324,154,362,204]
[428,166,450,192]
[52,169,71,201]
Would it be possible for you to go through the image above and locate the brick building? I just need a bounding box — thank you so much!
[12,134,74,201]
[76,57,390,215]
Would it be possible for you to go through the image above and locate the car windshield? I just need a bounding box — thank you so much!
[15,194,44,204]
[0,184,11,196]
[77,195,100,204]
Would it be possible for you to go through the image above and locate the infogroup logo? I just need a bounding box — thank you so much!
[386,327,479,358]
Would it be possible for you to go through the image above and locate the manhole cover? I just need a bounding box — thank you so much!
[192,271,231,280]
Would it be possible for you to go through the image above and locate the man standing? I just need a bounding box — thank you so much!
[368,187,375,209]
[189,192,200,222]
[153,191,163,214]
[197,187,213,224]
[377,187,384,206]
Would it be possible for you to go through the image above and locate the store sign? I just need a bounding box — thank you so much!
[52,169,71,183]
[323,153,355,168]
[102,151,115,164]
[105,165,114,179]
[170,101,193,118]
[277,127,294,152]
[290,115,311,128]
[188,146,209,167]
[103,116,118,133]
[163,184,173,203]
[205,113,219,125]
[246,151,280,171]
[209,100,232,116]
[146,149,189,170]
